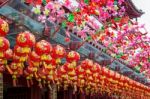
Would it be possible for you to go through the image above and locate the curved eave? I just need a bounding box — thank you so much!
[125,0,144,18]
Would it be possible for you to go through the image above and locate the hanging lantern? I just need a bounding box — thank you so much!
[81,59,93,70]
[43,54,53,64]
[76,65,85,79]
[24,66,34,87]
[13,54,27,63]
[8,62,23,86]
[91,63,101,73]
[102,67,109,76]
[0,18,9,37]
[29,51,40,62]
[0,49,12,76]
[63,51,80,90]
[0,37,10,58]
[16,31,35,47]
[51,45,66,58]
[4,49,13,59]
[66,51,80,63]
[57,65,69,90]
[51,45,66,64]
[35,40,52,57]
[0,37,10,51]
[28,51,41,69]
[46,63,56,81]
[14,45,31,56]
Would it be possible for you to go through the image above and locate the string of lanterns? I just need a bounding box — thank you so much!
[27,0,150,76]
[0,18,150,99]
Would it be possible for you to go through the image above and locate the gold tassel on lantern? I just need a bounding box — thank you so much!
[41,54,48,61]
[22,47,31,53]
[20,56,27,62]
[56,58,61,64]
[26,77,30,87]
[0,52,4,58]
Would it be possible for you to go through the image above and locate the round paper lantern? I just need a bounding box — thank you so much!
[9,62,23,86]
[76,65,85,77]
[66,51,80,63]
[51,45,66,58]
[4,49,13,59]
[13,54,27,63]
[51,45,66,64]
[91,63,100,73]
[0,37,10,51]
[102,67,109,76]
[81,59,93,70]
[16,31,35,47]
[43,54,53,64]
[114,72,121,81]
[29,51,40,62]
[35,40,52,55]
[14,45,30,56]
[25,66,34,74]
[0,18,9,36]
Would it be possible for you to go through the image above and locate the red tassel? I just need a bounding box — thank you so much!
[30,79,33,85]
[27,80,30,87]
[48,84,52,90]
[13,78,17,87]
[6,65,13,74]
[38,80,43,89]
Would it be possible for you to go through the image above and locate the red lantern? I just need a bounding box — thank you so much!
[76,65,85,77]
[14,45,30,56]
[8,62,23,86]
[35,40,52,55]
[66,51,80,63]
[114,72,121,81]
[25,66,34,75]
[4,49,13,59]
[51,45,66,64]
[13,54,27,63]
[51,45,66,58]
[81,59,93,70]
[102,67,109,76]
[43,54,53,64]
[76,65,85,91]
[24,66,34,87]
[16,31,35,47]
[0,37,10,51]
[91,63,100,73]
[29,51,40,62]
[0,18,9,37]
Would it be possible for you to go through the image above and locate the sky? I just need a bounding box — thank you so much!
[132,0,150,37]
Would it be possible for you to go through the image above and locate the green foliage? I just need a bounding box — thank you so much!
[84,0,89,4]
[68,13,74,22]
[61,21,66,28]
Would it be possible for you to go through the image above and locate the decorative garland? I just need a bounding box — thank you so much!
[0,17,150,99]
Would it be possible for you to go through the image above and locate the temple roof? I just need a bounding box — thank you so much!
[125,0,144,18]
